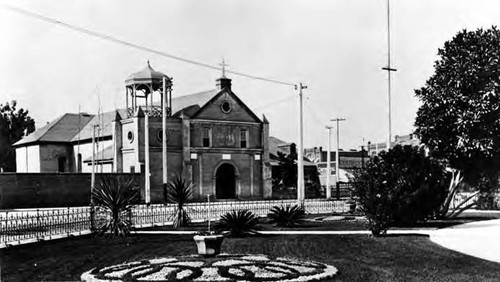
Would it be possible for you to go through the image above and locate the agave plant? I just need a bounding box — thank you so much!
[267,204,306,227]
[216,210,260,237]
[91,175,141,237]
[165,175,194,228]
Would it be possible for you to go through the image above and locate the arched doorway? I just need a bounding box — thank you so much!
[215,163,236,199]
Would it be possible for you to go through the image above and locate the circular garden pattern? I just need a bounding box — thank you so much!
[81,254,337,281]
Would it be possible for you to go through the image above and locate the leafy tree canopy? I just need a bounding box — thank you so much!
[0,100,35,172]
[415,27,500,182]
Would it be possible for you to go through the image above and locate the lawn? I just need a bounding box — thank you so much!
[142,215,492,232]
[2,231,500,281]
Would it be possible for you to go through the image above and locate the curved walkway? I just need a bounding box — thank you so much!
[430,218,500,264]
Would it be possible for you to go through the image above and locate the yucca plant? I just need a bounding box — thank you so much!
[267,204,306,227]
[165,175,194,228]
[216,210,260,237]
[436,170,478,219]
[91,175,141,237]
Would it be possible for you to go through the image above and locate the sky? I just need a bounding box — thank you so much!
[1,0,500,150]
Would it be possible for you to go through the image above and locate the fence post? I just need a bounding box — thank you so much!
[90,205,95,233]
[67,207,70,236]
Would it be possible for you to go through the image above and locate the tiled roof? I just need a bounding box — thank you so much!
[71,109,126,142]
[14,90,218,146]
[83,145,114,162]
[13,113,94,146]
[171,89,218,117]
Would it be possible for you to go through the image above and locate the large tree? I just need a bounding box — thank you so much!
[415,27,500,183]
[0,101,35,172]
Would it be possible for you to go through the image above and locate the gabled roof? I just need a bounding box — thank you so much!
[14,90,217,146]
[14,87,258,146]
[71,109,127,142]
[268,136,291,157]
[171,89,217,117]
[191,88,262,123]
[13,113,94,147]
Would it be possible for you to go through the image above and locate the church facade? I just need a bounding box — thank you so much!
[14,63,273,202]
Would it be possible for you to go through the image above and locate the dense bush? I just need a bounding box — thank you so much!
[216,210,260,237]
[267,204,305,227]
[92,175,141,237]
[352,145,448,236]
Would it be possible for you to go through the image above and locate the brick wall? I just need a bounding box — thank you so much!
[0,173,142,209]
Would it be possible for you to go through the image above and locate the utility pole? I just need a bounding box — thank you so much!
[91,124,99,197]
[296,83,307,204]
[90,123,99,231]
[325,126,333,199]
[382,0,397,150]
[331,118,346,188]
[145,112,151,205]
[162,76,168,196]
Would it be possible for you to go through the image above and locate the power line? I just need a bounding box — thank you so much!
[253,95,295,111]
[2,4,297,87]
[304,99,327,126]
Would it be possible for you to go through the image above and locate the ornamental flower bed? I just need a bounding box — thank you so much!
[81,254,338,281]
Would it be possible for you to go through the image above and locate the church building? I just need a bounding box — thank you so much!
[14,62,273,202]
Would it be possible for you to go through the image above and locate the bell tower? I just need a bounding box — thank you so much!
[124,61,172,117]
[123,61,173,204]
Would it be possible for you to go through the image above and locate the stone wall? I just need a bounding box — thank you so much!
[0,173,142,209]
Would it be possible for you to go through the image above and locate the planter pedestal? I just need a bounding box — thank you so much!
[193,235,225,257]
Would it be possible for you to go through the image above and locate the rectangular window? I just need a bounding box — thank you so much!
[240,129,248,148]
[202,128,210,147]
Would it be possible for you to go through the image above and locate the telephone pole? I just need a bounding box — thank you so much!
[90,123,99,231]
[325,126,333,199]
[162,76,168,196]
[296,83,307,204]
[331,118,346,188]
[145,113,151,205]
[382,0,397,150]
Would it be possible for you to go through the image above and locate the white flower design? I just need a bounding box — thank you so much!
[81,254,338,281]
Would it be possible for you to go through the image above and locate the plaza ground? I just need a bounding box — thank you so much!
[2,216,500,281]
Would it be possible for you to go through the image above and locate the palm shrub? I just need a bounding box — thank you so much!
[267,204,305,227]
[165,175,193,228]
[216,210,260,237]
[92,175,141,237]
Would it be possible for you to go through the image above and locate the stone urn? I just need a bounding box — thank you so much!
[193,234,225,257]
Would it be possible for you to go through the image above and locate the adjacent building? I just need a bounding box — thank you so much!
[367,134,421,156]
[304,147,368,187]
